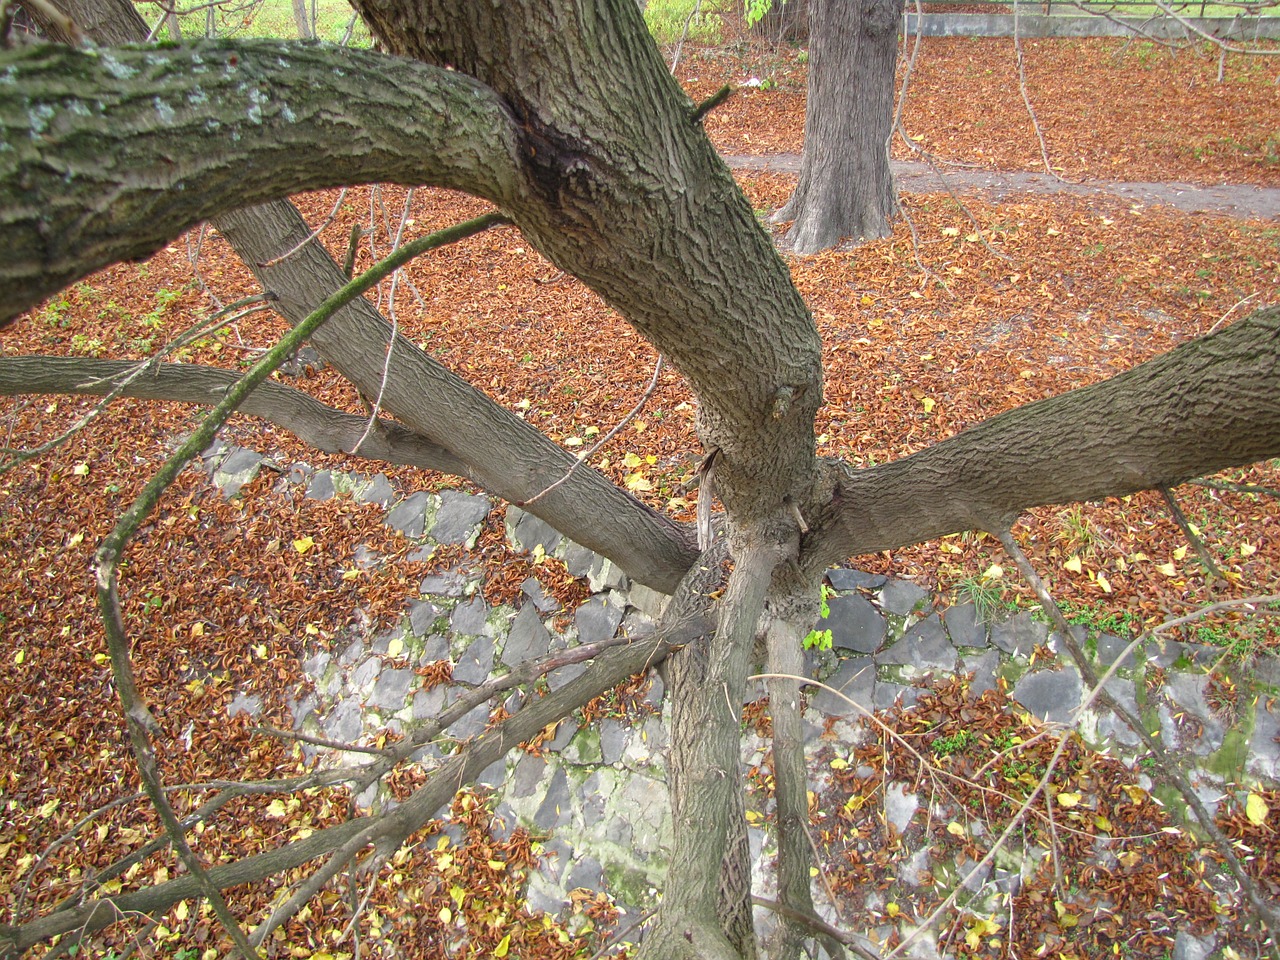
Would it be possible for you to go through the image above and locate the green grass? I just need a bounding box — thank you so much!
[138,0,371,44]
[644,0,724,44]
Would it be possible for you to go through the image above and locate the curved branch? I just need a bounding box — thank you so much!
[0,39,523,323]
[0,355,470,476]
[803,305,1280,572]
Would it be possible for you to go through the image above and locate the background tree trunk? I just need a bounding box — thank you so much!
[291,0,314,39]
[775,0,903,253]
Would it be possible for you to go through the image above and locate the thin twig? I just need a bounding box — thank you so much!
[1160,484,1225,581]
[668,0,702,74]
[520,355,665,509]
[257,188,350,268]
[1012,0,1072,184]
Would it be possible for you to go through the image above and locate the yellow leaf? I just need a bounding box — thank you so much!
[622,452,643,469]
[921,397,936,413]
[293,536,315,554]
[38,798,60,817]
[67,531,85,547]
[1157,562,1178,576]
[488,859,506,871]
[1063,556,1083,573]
[1245,793,1269,826]
[13,649,25,665]
[625,473,653,492]
[493,934,511,958]
[563,436,583,447]
[1240,542,1257,557]
[190,622,204,637]
[886,902,900,918]
[829,758,849,770]
[1056,792,1082,808]
[1173,545,1189,560]
[386,637,404,658]
[72,462,89,476]
[965,232,981,242]
[438,906,451,924]
[982,563,1004,581]
[946,821,966,837]
[266,799,287,817]
[633,420,647,434]
[1096,572,1112,593]
[1094,814,1112,832]
[342,569,361,581]
[174,900,189,922]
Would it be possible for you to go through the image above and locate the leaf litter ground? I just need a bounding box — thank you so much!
[1,36,1279,959]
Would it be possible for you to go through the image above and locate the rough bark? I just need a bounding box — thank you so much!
[801,306,1280,574]
[0,356,469,475]
[0,40,521,323]
[775,0,903,253]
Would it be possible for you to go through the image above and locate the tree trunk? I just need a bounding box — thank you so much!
[775,0,903,254]
[291,0,314,39]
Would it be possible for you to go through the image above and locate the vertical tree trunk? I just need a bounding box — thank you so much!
[775,0,903,254]
[291,0,314,40]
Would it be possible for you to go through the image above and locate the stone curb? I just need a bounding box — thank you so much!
[200,446,1280,944]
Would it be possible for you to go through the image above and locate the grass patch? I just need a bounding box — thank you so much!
[138,0,370,44]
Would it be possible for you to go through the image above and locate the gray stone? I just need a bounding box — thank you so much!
[821,593,887,655]
[561,542,598,578]
[412,686,447,721]
[548,718,578,752]
[628,583,670,619]
[875,682,921,711]
[582,772,608,826]
[878,616,956,673]
[215,448,264,497]
[991,612,1048,657]
[1092,680,1142,747]
[227,692,263,718]
[352,544,381,570]
[962,648,1001,698]
[943,603,986,648]
[477,758,507,787]
[201,438,228,461]
[643,669,665,709]
[1249,699,1280,780]
[1012,666,1083,723]
[599,718,630,765]
[827,567,887,591]
[286,462,312,485]
[885,783,919,834]
[504,603,552,667]
[1158,672,1225,755]
[548,661,587,691]
[290,693,317,729]
[449,703,490,741]
[430,490,490,544]
[339,637,365,666]
[408,600,440,637]
[419,569,468,597]
[809,657,875,716]
[302,649,331,679]
[575,595,624,644]
[306,469,336,501]
[1150,638,1216,670]
[588,558,629,594]
[356,473,395,507]
[369,668,413,712]
[1095,632,1140,670]
[322,697,364,745]
[418,632,451,664]
[1172,930,1216,960]
[512,754,547,799]
[901,847,932,888]
[351,658,381,691]
[387,491,434,538]
[521,576,560,613]
[450,596,489,636]
[880,579,930,616]
[566,856,604,893]
[506,506,563,554]
[534,766,573,830]
[453,636,495,685]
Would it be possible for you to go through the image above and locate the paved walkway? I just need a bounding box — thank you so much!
[725,154,1280,220]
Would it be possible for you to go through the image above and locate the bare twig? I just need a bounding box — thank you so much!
[1160,484,1225,580]
[668,0,702,74]
[1012,0,1072,184]
[520,354,666,509]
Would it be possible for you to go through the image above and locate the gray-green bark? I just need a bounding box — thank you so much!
[0,40,520,322]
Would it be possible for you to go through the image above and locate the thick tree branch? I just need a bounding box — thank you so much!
[803,306,1280,573]
[0,355,470,476]
[0,39,522,323]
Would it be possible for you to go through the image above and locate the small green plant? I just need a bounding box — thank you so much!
[69,334,105,357]
[931,729,975,756]
[953,573,1007,626]
[802,584,835,651]
[38,294,72,328]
